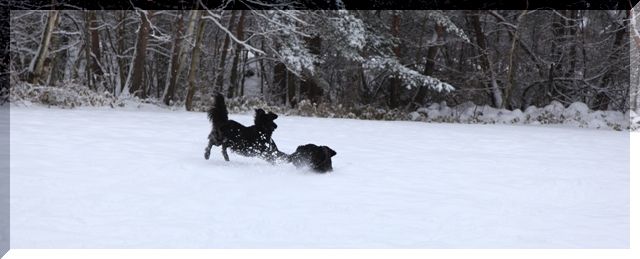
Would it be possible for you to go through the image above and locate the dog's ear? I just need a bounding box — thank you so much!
[268,112,278,120]
[255,108,265,115]
[324,146,337,157]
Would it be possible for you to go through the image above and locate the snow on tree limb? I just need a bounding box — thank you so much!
[364,56,455,92]
[200,2,265,55]
[426,10,469,42]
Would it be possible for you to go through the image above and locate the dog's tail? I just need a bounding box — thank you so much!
[208,93,228,126]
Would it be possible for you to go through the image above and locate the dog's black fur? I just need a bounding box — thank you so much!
[288,144,337,173]
[204,93,285,163]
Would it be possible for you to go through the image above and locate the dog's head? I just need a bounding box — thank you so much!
[254,108,279,133]
[290,144,337,173]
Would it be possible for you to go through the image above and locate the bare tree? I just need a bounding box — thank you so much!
[185,11,205,111]
[163,10,199,105]
[412,23,444,108]
[214,10,238,93]
[631,7,640,112]
[227,10,246,98]
[469,10,503,108]
[85,10,103,90]
[28,10,60,84]
[388,10,402,108]
[161,11,186,105]
[123,10,154,98]
[503,10,528,109]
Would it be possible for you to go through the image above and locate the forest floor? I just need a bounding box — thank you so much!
[8,105,631,248]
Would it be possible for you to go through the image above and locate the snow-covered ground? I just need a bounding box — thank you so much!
[9,106,629,248]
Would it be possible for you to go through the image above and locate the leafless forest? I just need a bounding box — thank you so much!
[7,5,639,113]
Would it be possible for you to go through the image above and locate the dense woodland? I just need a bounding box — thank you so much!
[6,6,639,113]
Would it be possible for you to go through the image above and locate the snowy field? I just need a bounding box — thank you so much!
[9,106,630,248]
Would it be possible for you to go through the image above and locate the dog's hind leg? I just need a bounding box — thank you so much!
[221,144,230,161]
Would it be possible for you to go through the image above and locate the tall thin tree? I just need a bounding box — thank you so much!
[124,10,154,98]
[228,10,246,98]
[28,10,60,84]
[214,10,238,93]
[185,11,205,111]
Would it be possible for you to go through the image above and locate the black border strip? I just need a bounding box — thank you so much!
[3,0,639,10]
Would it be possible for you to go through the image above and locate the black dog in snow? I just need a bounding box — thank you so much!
[204,93,285,163]
[288,144,337,173]
[204,93,337,172]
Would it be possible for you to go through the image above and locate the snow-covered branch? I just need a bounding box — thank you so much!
[201,10,265,55]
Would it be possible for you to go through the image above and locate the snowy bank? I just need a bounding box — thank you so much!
[9,82,639,131]
[9,82,183,111]
[410,101,636,131]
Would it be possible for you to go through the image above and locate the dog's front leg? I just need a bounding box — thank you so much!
[221,144,230,161]
[204,137,215,160]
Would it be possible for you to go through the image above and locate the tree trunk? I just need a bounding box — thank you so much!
[239,49,248,97]
[567,10,578,78]
[85,10,102,90]
[155,56,161,98]
[504,10,527,110]
[632,8,640,111]
[286,70,296,108]
[228,10,246,98]
[299,35,324,105]
[162,10,199,105]
[273,61,287,105]
[214,10,238,92]
[116,10,126,96]
[389,11,402,108]
[300,69,328,105]
[341,61,363,108]
[185,11,205,111]
[469,10,503,108]
[179,10,199,67]
[596,11,628,110]
[259,40,266,95]
[162,12,186,105]
[28,10,60,84]
[412,23,444,108]
[126,10,154,98]
[551,11,566,75]
[208,19,222,93]
[504,33,519,110]
[69,44,84,82]
[549,11,567,104]
[88,11,102,77]
[46,33,66,86]
[84,12,92,90]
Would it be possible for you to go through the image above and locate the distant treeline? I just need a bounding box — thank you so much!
[8,9,636,112]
